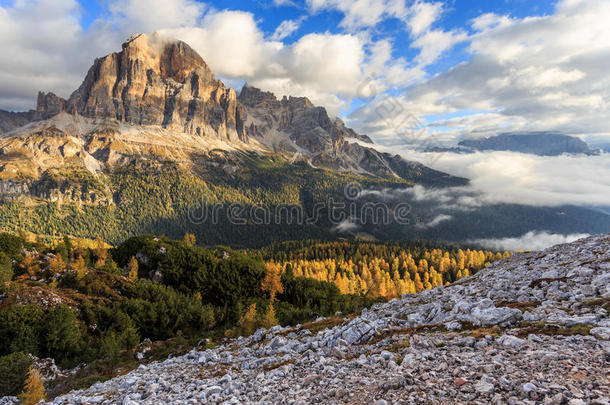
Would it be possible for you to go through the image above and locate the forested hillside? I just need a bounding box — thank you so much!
[3,155,607,250]
[0,156,409,248]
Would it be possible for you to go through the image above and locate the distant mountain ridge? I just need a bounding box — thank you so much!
[0,92,66,133]
[458,132,597,156]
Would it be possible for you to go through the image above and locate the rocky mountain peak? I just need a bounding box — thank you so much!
[238,85,280,108]
[283,95,314,109]
[36,92,66,120]
[119,33,212,83]
[0,34,467,186]
[66,33,245,141]
[238,84,314,110]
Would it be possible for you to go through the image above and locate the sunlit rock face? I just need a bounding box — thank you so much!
[67,33,247,142]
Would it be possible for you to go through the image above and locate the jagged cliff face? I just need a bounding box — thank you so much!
[66,34,246,142]
[238,85,371,154]
[237,85,463,185]
[0,110,35,134]
[0,93,66,134]
[36,92,67,121]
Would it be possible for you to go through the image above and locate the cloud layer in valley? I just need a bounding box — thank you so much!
[470,231,591,252]
[359,142,610,208]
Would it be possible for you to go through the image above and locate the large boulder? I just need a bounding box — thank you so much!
[469,299,522,327]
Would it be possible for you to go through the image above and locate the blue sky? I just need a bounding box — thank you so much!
[75,0,557,95]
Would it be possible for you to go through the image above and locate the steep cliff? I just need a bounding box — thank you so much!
[238,85,464,185]
[239,85,371,154]
[66,33,246,142]
[0,92,66,134]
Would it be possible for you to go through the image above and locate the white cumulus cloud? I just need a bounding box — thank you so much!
[0,0,116,110]
[271,17,306,41]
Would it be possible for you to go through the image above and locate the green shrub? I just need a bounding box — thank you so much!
[113,236,266,323]
[0,305,43,357]
[100,332,122,366]
[0,233,24,257]
[121,281,215,340]
[279,276,342,316]
[0,351,33,396]
[42,305,84,367]
[0,252,13,283]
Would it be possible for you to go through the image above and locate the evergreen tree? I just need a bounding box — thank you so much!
[261,262,284,302]
[238,303,258,336]
[19,253,40,279]
[71,255,87,280]
[183,233,196,247]
[47,254,65,274]
[262,302,278,329]
[0,252,12,283]
[93,238,108,268]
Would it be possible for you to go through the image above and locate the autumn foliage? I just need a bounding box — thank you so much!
[262,241,509,299]
[19,367,45,405]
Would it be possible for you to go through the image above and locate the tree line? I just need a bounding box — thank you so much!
[259,240,510,298]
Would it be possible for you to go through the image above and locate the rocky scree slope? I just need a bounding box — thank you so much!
[28,234,610,405]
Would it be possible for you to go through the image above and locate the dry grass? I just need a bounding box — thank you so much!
[301,316,347,333]
[196,365,229,379]
[516,322,592,338]
[529,277,568,289]
[262,359,295,371]
[583,297,610,312]
[469,326,502,338]
[387,339,411,353]
[368,324,447,345]
[496,300,541,312]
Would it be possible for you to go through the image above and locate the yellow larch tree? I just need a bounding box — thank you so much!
[127,256,139,282]
[19,367,45,405]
